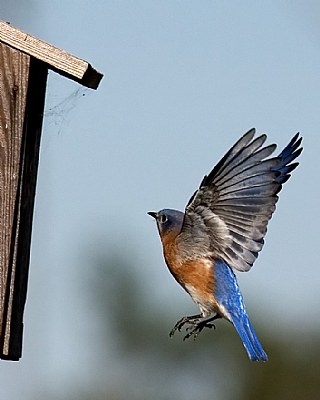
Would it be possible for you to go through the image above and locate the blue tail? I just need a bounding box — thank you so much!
[230,313,268,362]
[214,259,268,362]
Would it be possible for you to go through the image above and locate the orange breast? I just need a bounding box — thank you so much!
[161,233,217,312]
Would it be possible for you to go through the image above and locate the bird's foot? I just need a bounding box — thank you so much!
[183,319,216,341]
[169,314,202,338]
[169,314,221,340]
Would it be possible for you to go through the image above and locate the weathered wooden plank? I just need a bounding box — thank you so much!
[0,21,103,89]
[0,43,48,360]
[0,42,30,359]
[4,58,48,360]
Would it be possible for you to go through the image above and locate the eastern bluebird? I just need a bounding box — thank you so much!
[148,129,302,362]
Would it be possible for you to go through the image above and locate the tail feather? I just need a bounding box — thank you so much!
[230,313,268,362]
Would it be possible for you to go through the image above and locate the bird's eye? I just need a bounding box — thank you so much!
[159,214,168,224]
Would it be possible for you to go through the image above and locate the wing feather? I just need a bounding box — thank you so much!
[176,129,302,272]
[217,160,280,190]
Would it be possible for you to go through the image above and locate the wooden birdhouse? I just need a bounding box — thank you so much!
[0,21,103,360]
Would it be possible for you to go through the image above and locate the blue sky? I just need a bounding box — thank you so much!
[1,1,319,398]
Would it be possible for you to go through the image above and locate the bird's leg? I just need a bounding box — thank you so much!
[183,314,221,341]
[169,314,202,338]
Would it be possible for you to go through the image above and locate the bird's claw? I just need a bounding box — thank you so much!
[183,321,216,341]
[169,314,218,340]
[169,314,202,338]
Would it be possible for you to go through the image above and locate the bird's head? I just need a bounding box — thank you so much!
[148,209,185,239]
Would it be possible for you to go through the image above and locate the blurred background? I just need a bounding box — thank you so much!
[1,1,319,399]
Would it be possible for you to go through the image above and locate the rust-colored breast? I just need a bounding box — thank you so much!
[161,232,216,311]
[175,258,215,297]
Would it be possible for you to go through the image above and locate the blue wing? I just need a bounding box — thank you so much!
[214,259,268,362]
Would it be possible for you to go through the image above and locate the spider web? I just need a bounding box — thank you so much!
[44,72,92,135]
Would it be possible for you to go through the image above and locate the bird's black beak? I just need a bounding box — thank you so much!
[147,211,158,220]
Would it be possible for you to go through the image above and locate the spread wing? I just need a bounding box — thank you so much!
[176,129,303,272]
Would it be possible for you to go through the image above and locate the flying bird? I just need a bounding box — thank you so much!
[148,129,302,362]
